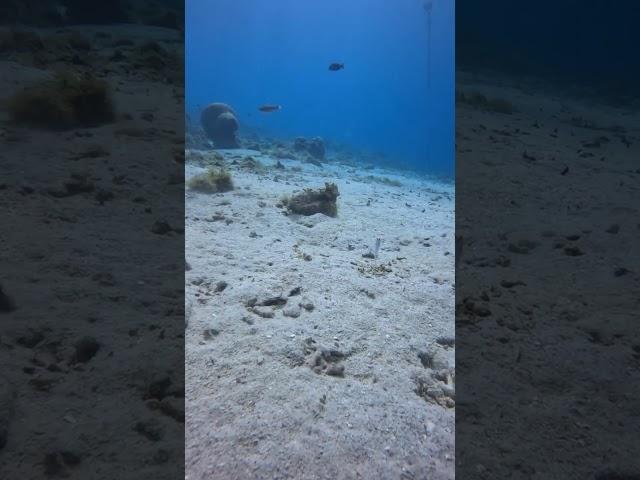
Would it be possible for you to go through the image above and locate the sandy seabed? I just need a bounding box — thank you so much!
[185,150,455,479]
[455,70,640,477]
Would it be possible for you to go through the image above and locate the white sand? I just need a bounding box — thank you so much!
[185,151,455,479]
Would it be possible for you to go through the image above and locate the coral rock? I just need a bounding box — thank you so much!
[287,183,339,217]
[200,103,240,149]
[293,136,325,160]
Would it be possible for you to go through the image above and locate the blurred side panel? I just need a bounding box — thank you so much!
[456,0,640,477]
[0,1,185,478]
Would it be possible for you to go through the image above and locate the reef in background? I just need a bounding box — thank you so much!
[200,103,240,149]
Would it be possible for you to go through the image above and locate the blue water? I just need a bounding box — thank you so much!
[186,0,455,178]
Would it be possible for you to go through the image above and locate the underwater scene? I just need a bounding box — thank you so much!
[185,1,455,478]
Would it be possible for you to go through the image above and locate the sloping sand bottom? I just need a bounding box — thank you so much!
[456,70,640,477]
[185,150,455,479]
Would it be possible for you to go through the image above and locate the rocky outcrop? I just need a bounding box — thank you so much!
[285,183,339,217]
[293,137,325,160]
[200,103,240,149]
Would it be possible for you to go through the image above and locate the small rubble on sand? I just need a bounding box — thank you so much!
[185,133,455,479]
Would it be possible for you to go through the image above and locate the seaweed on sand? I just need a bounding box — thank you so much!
[187,169,233,193]
[7,71,115,129]
[457,91,515,114]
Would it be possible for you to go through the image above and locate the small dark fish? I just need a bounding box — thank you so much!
[259,105,281,113]
[561,166,569,175]
[329,63,344,71]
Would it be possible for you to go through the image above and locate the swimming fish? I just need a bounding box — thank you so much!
[259,105,282,113]
[328,63,344,71]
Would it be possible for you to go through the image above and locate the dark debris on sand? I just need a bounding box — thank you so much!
[285,183,339,217]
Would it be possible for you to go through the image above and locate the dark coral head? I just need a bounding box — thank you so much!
[200,102,240,147]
